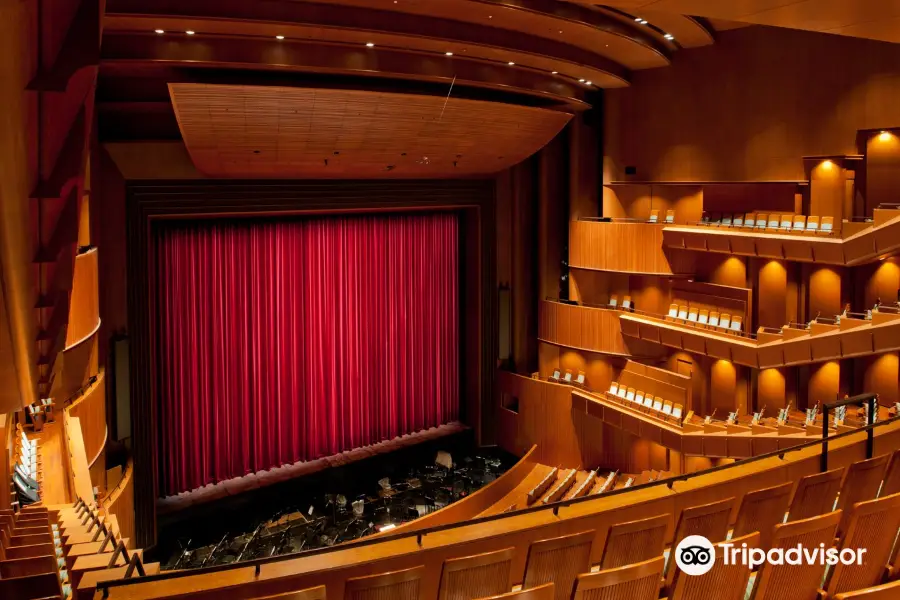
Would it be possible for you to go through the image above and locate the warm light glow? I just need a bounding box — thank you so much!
[508,61,515,65]
[634,17,641,22]
[640,19,648,24]
[378,523,397,532]
[445,51,453,56]
[366,42,375,47]
[578,78,585,83]
[155,29,165,34]
[585,81,592,86]
[879,131,893,142]
[275,35,285,40]
[821,159,834,170]
[185,30,195,35]
[551,71,558,74]
[664,33,674,40]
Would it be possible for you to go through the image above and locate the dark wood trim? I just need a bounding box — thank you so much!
[125,180,497,547]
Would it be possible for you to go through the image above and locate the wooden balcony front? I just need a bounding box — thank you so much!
[538,300,666,358]
[569,220,696,275]
[661,208,900,266]
[619,309,900,368]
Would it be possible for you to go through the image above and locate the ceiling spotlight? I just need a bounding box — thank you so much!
[578,78,585,82]
[508,61,515,65]
[185,30,195,35]
[551,71,558,74]
[276,35,285,40]
[488,15,493,19]
[634,17,642,22]
[154,29,165,34]
[664,33,674,40]
[445,51,453,56]
[879,131,893,141]
[585,81,592,85]
[640,19,648,24]
[366,42,375,47]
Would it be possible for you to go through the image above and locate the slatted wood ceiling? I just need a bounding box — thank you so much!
[169,83,573,178]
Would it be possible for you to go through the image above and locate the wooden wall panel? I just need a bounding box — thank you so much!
[865,131,900,215]
[605,26,900,182]
[66,370,106,469]
[602,184,703,223]
[757,259,788,329]
[538,300,628,355]
[856,353,900,407]
[808,361,842,408]
[103,460,135,548]
[569,221,694,275]
[557,347,618,393]
[65,249,100,347]
[807,158,851,225]
[807,265,843,320]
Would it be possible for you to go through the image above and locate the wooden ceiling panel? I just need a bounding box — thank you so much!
[169,84,573,178]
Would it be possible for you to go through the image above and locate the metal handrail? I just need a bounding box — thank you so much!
[96,410,900,594]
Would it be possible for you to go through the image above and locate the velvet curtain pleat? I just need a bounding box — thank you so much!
[154,213,459,496]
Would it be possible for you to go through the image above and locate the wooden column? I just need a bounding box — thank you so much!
[568,116,600,221]
[538,131,566,300]
[804,156,858,232]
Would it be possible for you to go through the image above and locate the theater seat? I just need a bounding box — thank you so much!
[522,531,593,600]
[344,566,422,600]
[438,548,514,600]
[598,513,668,569]
[572,556,663,600]
[479,583,554,600]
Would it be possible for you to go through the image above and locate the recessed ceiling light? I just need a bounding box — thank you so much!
[276,35,285,40]
[664,33,674,40]
[578,78,585,83]
[585,81,592,85]
[640,19,648,24]
[558,30,563,34]
[488,15,493,19]
[366,42,375,47]
[508,61,515,65]
[185,30,195,35]
[634,17,642,22]
[551,71,558,74]
[445,51,453,56]
[154,29,165,34]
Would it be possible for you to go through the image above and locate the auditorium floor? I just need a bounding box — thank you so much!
[151,430,515,570]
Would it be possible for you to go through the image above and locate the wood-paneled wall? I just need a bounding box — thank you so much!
[602,184,702,223]
[65,249,100,347]
[569,221,694,275]
[538,301,628,356]
[103,460,135,548]
[605,26,900,182]
[66,370,106,470]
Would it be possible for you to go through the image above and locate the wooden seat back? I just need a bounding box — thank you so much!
[834,581,900,599]
[522,530,593,600]
[835,455,889,535]
[599,513,669,569]
[0,553,58,579]
[750,510,841,600]
[254,587,327,600]
[0,572,62,599]
[787,467,844,521]
[572,556,664,600]
[670,532,758,600]
[478,583,554,600]
[665,497,734,589]
[344,566,423,600]
[438,547,514,600]
[824,493,900,598]
[732,481,792,550]
[879,449,900,497]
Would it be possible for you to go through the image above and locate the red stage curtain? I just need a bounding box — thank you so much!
[155,213,459,496]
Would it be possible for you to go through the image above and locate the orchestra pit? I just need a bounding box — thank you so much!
[6,1,900,599]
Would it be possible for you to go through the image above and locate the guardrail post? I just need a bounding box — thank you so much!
[866,396,876,459]
[821,405,829,472]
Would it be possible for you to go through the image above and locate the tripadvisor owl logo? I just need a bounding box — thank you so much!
[675,535,716,576]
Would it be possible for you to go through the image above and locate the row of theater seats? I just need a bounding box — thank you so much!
[698,212,835,234]
[605,381,684,425]
[2,498,156,599]
[12,426,41,507]
[548,369,585,387]
[647,210,675,224]
[1,505,72,599]
[666,304,744,334]
[234,451,900,600]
